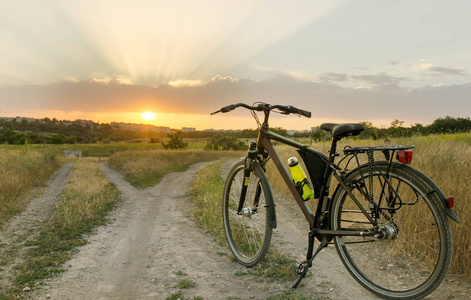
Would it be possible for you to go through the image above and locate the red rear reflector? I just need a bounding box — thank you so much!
[447,196,454,208]
[396,150,413,164]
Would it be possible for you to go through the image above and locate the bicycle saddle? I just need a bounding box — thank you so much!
[320,123,365,139]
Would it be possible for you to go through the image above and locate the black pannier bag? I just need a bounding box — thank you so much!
[297,149,328,199]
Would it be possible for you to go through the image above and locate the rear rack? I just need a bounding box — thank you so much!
[338,145,416,219]
[342,145,415,163]
[343,145,415,155]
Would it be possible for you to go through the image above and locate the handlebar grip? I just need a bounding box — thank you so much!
[287,105,311,118]
[298,108,311,118]
[221,104,236,113]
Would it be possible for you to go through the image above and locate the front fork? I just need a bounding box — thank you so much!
[237,141,263,215]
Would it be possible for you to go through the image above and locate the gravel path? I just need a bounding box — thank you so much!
[0,163,74,294]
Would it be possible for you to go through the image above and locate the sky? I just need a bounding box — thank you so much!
[1,0,470,130]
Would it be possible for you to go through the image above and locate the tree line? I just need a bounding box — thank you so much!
[0,118,168,145]
[0,116,469,145]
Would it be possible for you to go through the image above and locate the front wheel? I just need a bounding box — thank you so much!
[331,162,452,299]
[222,160,273,266]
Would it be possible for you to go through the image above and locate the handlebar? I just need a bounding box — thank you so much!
[211,103,311,118]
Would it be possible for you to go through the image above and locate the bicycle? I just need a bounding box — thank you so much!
[211,103,459,300]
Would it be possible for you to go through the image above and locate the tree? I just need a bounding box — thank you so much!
[390,119,404,128]
[388,119,409,137]
[310,128,328,142]
[50,135,65,144]
[429,116,471,134]
[358,121,380,140]
[162,132,188,149]
[411,123,425,135]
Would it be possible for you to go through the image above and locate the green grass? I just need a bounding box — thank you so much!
[176,279,196,289]
[109,149,242,189]
[3,138,214,158]
[175,270,188,276]
[190,160,297,283]
[166,291,184,300]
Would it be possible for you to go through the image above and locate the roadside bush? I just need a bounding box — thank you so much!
[162,132,188,149]
[205,136,245,151]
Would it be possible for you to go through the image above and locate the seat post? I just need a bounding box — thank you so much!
[328,136,340,164]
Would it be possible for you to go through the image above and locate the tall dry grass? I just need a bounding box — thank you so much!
[0,148,61,226]
[51,158,120,232]
[264,134,471,279]
[407,135,471,278]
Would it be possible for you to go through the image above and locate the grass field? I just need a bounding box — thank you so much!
[4,138,212,158]
[1,132,469,294]
[108,149,243,188]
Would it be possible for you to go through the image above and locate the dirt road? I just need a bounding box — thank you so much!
[5,159,467,299]
[0,163,74,293]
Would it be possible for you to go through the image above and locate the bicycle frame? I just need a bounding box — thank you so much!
[221,103,457,294]
[253,111,378,238]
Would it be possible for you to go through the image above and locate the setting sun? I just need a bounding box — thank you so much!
[141,112,156,122]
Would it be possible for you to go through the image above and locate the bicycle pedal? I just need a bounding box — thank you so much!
[295,259,309,274]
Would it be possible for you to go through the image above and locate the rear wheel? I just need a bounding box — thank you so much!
[331,163,452,299]
[222,160,273,266]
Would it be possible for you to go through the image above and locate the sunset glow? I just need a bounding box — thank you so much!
[0,1,470,129]
[141,112,156,122]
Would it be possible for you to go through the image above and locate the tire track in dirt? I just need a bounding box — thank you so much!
[0,163,74,293]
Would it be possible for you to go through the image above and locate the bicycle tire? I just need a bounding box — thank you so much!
[331,162,452,299]
[222,160,273,266]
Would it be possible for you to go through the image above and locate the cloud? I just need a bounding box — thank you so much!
[210,75,239,83]
[0,75,469,125]
[167,79,206,88]
[428,66,466,76]
[415,63,466,76]
[351,73,410,86]
[319,73,349,82]
[91,75,134,85]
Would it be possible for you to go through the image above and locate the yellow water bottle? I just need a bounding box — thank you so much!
[288,157,314,201]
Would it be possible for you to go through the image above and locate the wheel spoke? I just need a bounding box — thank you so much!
[332,163,451,298]
[223,162,272,266]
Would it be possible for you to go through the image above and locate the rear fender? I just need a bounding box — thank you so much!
[399,164,460,223]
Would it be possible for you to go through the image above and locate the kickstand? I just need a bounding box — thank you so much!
[291,236,328,289]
